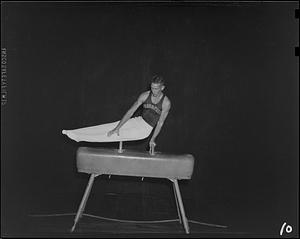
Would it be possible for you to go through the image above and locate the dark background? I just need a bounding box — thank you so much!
[1,2,299,237]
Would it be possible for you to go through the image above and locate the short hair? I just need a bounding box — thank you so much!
[151,75,165,85]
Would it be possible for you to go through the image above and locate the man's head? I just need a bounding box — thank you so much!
[150,75,165,97]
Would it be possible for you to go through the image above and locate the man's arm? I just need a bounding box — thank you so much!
[150,97,171,144]
[107,91,149,136]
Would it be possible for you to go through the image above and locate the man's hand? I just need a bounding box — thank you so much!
[149,139,156,155]
[107,127,120,137]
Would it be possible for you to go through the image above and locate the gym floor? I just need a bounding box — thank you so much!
[3,178,285,238]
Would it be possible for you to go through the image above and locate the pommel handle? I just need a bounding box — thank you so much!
[149,144,155,155]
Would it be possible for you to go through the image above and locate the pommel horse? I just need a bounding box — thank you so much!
[71,141,194,234]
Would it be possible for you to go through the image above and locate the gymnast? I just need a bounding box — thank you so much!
[62,75,171,150]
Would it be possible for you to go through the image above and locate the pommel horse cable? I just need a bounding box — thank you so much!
[70,141,195,234]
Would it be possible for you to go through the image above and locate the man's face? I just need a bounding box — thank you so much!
[151,83,164,97]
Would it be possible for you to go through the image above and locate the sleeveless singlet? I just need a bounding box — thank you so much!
[141,92,165,127]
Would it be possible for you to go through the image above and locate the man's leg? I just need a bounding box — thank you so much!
[63,120,119,135]
[62,117,152,143]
